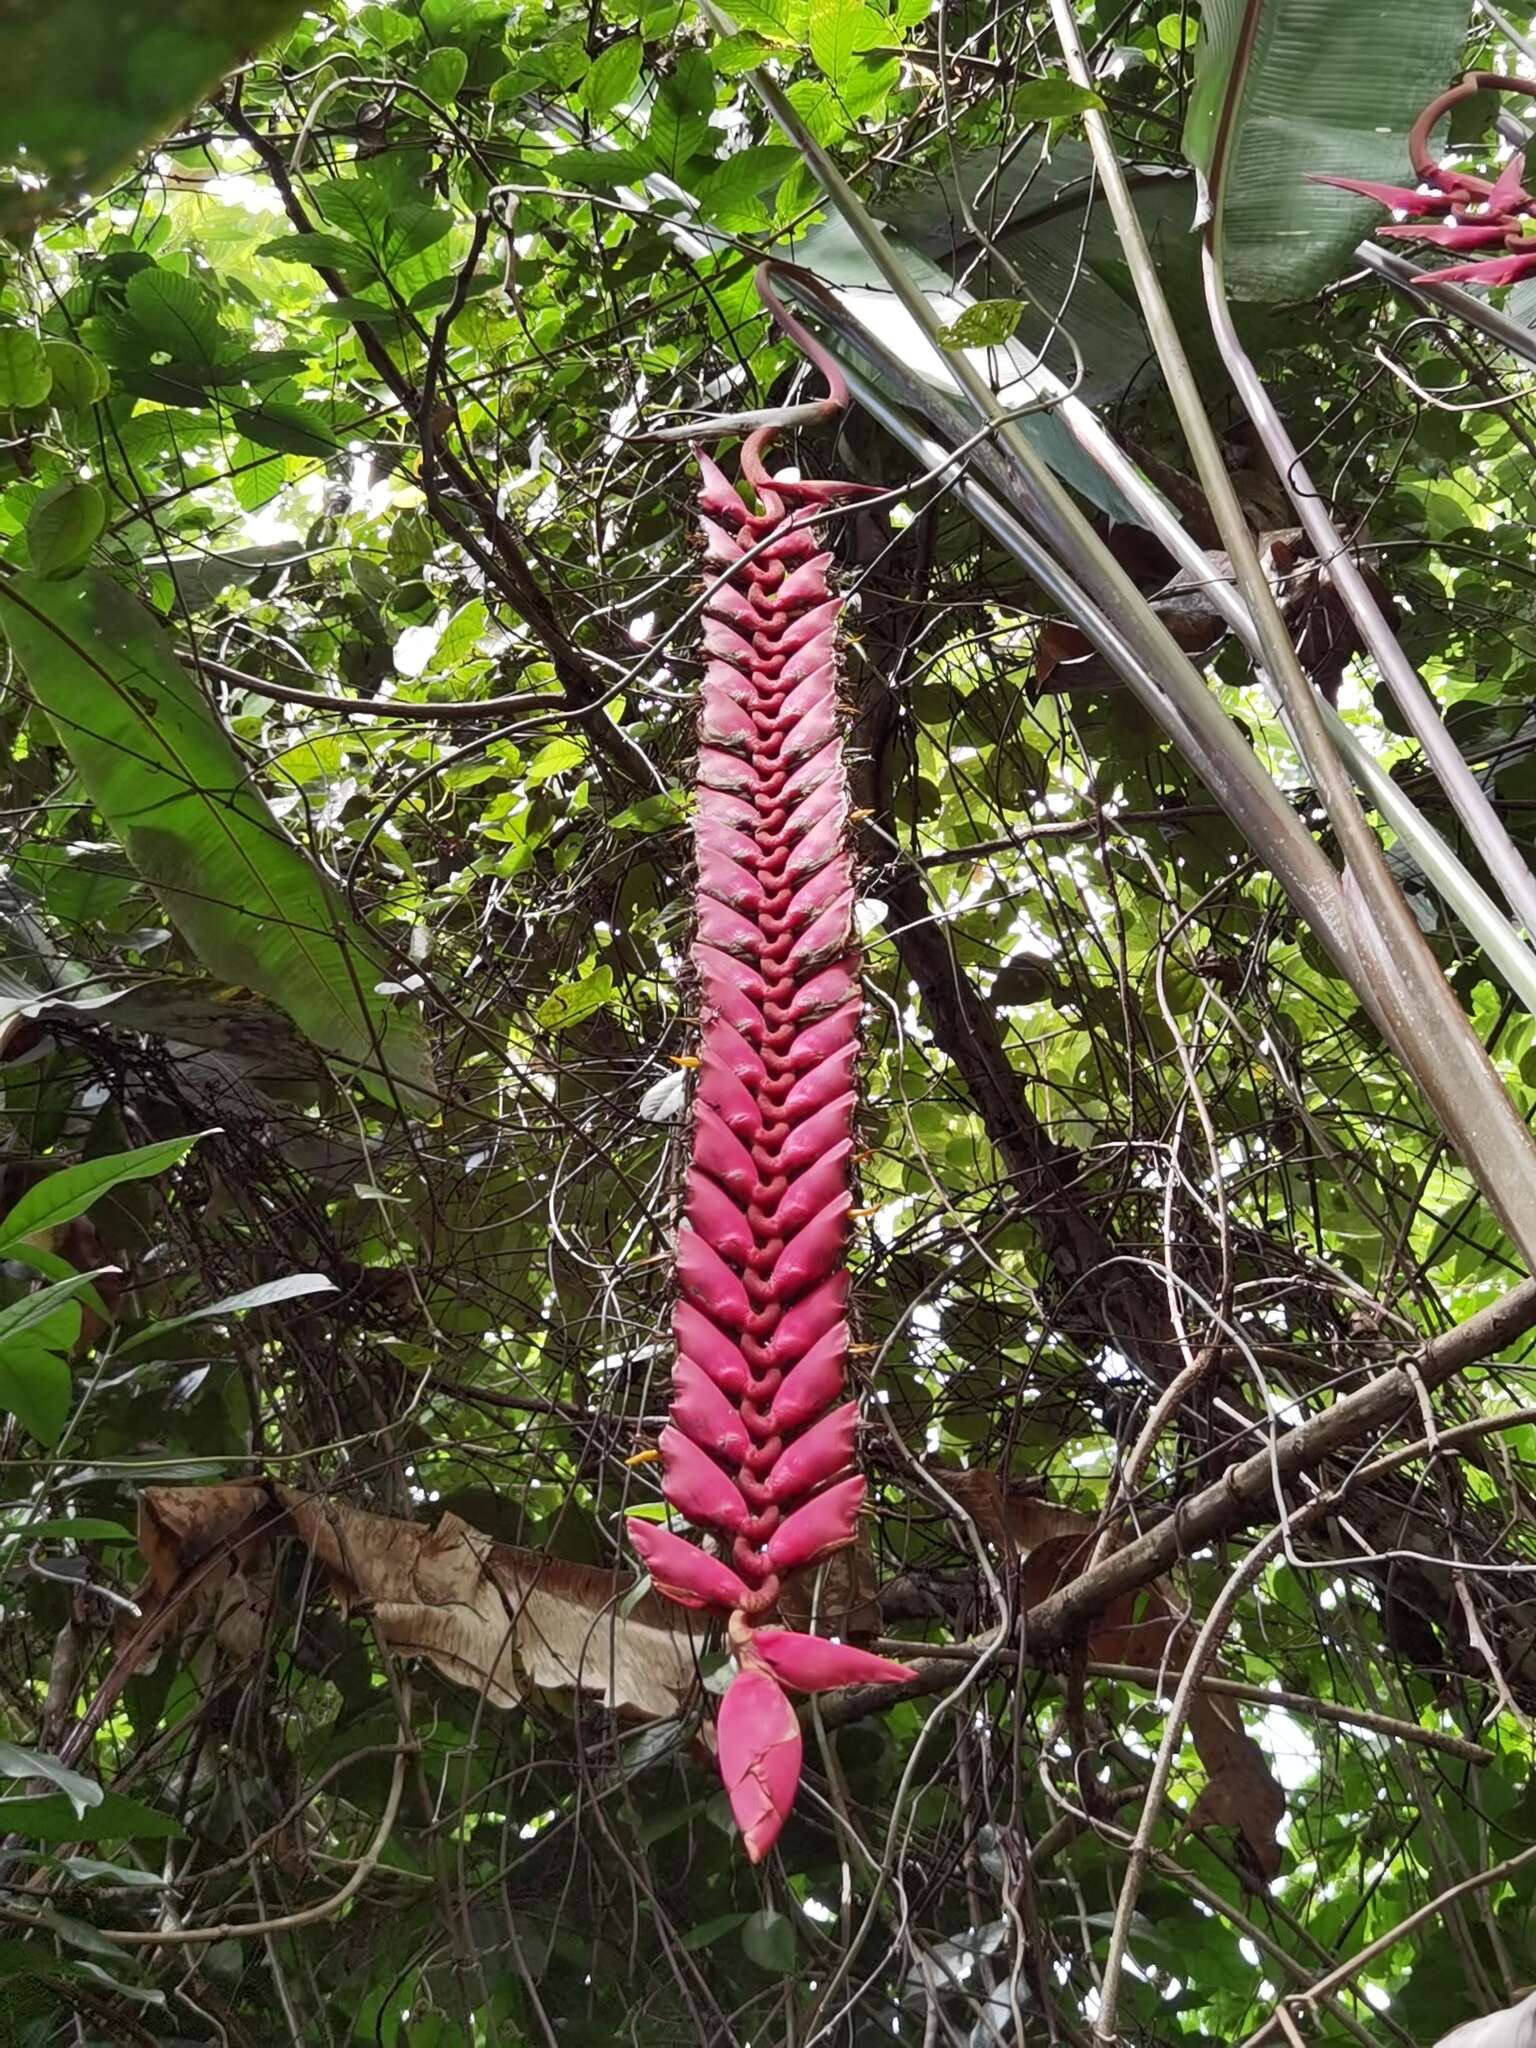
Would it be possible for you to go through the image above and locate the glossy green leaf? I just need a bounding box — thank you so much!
[0,573,434,1112]
[0,1133,209,1253]
[2,1519,134,1544]
[1184,0,1473,299]
[938,298,1027,350]
[118,1272,338,1354]
[0,1790,182,1842]
[0,1271,107,1349]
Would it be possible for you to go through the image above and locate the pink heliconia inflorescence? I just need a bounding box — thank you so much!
[1310,90,1536,290]
[627,429,915,1862]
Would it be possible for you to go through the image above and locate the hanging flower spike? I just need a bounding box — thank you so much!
[626,264,916,1864]
[1311,71,1536,291]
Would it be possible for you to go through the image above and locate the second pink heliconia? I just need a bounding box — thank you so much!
[629,423,914,1862]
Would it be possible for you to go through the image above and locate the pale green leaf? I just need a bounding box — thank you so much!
[938,298,1027,350]
[536,965,615,1031]
[0,1743,102,1820]
[419,44,469,103]
[0,328,51,408]
[41,341,108,410]
[809,0,884,83]
[583,38,643,116]
[0,574,434,1113]
[741,1909,796,1972]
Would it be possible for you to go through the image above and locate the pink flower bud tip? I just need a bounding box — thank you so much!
[717,1668,803,1863]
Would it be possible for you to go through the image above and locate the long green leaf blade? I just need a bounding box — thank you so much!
[0,573,434,1114]
[1184,0,1471,300]
[0,1133,211,1255]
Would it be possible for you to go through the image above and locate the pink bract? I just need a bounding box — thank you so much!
[627,435,917,1859]
[717,1668,802,1863]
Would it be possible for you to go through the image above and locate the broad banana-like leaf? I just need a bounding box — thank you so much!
[0,572,434,1115]
[0,0,306,231]
[787,213,1140,525]
[1435,1991,1536,2048]
[882,141,1223,404]
[1184,0,1473,301]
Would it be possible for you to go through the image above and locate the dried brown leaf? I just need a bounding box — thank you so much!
[137,1484,703,1719]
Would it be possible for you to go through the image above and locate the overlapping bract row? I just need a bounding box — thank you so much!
[628,440,913,1862]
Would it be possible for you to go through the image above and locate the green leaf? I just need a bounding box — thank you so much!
[0,1133,209,1253]
[646,50,715,172]
[0,573,435,1114]
[41,340,109,410]
[257,231,363,273]
[723,0,808,41]
[0,1346,72,1447]
[784,77,848,145]
[583,37,643,117]
[26,482,105,580]
[809,0,884,83]
[312,177,453,275]
[741,1908,796,1972]
[0,1743,102,1819]
[118,1272,338,1354]
[0,1790,182,1842]
[0,1271,107,1349]
[711,31,776,73]
[122,267,228,366]
[229,438,287,512]
[535,965,615,1031]
[525,737,585,785]
[419,44,469,103]
[1184,0,1472,301]
[228,398,339,459]
[0,328,51,409]
[697,144,798,225]
[58,1856,168,1888]
[838,50,899,120]
[938,298,1027,350]
[680,1911,748,1951]
[428,598,488,673]
[1010,76,1106,120]
[1,1519,133,1543]
[0,0,308,231]
[357,1,417,44]
[548,147,651,187]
